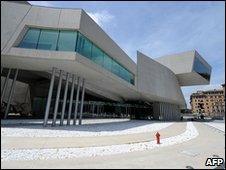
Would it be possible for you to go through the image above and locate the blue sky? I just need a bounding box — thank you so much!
[29,1,225,108]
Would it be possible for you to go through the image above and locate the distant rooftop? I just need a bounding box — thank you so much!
[191,88,224,96]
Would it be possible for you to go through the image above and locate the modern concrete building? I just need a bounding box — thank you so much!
[1,1,212,125]
[190,88,225,118]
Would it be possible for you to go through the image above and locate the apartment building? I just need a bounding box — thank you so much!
[190,86,225,118]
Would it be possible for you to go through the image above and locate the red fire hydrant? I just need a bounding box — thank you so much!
[156,132,160,144]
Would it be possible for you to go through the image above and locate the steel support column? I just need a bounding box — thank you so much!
[43,67,56,127]
[4,69,18,119]
[1,68,11,104]
[67,74,76,125]
[92,104,95,117]
[60,72,70,126]
[52,70,63,126]
[73,77,81,125]
[79,79,85,125]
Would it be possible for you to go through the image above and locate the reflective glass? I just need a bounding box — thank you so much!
[120,66,130,83]
[37,29,59,50]
[57,30,77,51]
[112,60,120,76]
[76,33,92,59]
[18,28,135,85]
[193,57,211,81]
[92,44,104,66]
[19,28,40,49]
[103,53,112,72]
[129,73,135,84]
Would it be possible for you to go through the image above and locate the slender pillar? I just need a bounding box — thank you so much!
[1,68,11,104]
[73,77,81,125]
[43,67,56,127]
[67,74,76,125]
[60,72,70,126]
[92,104,95,117]
[52,70,63,126]
[79,79,85,125]
[1,67,3,74]
[164,103,166,120]
[4,69,18,119]
[23,85,29,103]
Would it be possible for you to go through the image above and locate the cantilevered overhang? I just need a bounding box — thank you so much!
[2,47,140,102]
[1,1,139,102]
[155,50,212,86]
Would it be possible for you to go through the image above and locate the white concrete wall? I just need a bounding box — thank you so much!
[1,1,31,52]
[1,2,82,54]
[155,50,195,74]
[137,51,186,107]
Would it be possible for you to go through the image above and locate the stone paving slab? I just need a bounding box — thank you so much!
[1,122,186,149]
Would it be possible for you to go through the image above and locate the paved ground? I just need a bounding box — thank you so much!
[1,122,185,149]
[1,119,225,169]
[204,120,225,132]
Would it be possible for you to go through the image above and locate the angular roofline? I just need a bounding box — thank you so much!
[137,50,177,76]
[27,1,84,11]
[5,1,31,5]
[156,50,196,60]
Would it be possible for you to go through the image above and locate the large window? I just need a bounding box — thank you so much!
[19,28,40,49]
[92,44,104,66]
[193,57,211,81]
[76,33,92,59]
[103,53,112,72]
[37,29,59,50]
[112,60,121,75]
[57,30,77,51]
[18,27,135,85]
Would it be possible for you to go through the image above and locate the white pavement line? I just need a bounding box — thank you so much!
[1,122,174,137]
[1,122,199,161]
[204,122,225,133]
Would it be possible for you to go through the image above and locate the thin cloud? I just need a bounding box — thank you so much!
[87,10,115,27]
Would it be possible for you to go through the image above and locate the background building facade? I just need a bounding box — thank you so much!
[190,86,225,118]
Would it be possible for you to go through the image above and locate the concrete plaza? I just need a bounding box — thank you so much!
[1,119,225,169]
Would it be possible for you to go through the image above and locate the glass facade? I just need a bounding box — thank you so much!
[193,57,211,81]
[91,43,104,66]
[37,29,59,50]
[18,28,40,49]
[76,32,92,59]
[18,28,135,85]
[57,30,77,51]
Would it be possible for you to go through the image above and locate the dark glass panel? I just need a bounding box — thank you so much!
[193,57,211,81]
